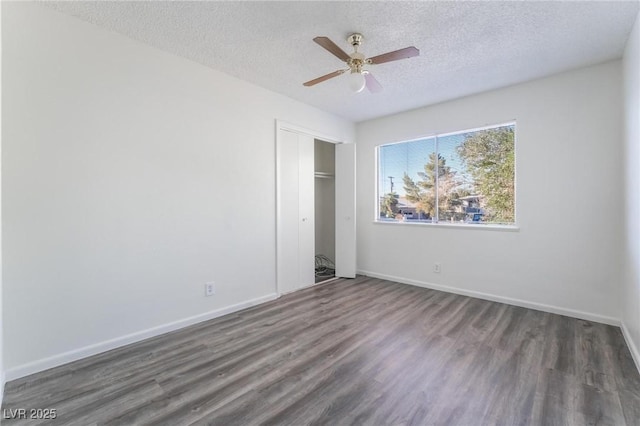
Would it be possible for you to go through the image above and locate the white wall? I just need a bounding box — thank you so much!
[2,3,354,379]
[356,61,623,323]
[0,0,5,402]
[622,11,640,369]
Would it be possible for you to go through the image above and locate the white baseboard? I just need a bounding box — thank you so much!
[621,321,640,375]
[0,371,5,406]
[5,293,278,382]
[5,274,632,383]
[357,270,620,326]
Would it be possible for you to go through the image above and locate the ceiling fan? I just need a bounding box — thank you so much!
[303,33,419,93]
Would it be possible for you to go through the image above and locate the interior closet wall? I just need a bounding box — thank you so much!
[314,140,335,264]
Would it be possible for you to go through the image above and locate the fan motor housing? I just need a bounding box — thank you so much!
[348,33,363,47]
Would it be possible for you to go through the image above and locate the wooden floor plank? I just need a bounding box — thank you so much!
[3,276,639,425]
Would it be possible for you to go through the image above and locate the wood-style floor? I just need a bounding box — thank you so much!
[3,276,640,425]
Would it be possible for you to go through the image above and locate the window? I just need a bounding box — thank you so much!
[377,123,515,226]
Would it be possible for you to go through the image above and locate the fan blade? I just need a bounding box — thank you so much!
[313,37,350,62]
[368,46,420,65]
[303,69,347,87]
[364,72,383,93]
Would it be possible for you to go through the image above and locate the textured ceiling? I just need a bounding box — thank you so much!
[45,1,639,122]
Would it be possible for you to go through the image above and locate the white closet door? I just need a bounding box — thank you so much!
[298,135,316,288]
[335,143,356,278]
[277,130,301,294]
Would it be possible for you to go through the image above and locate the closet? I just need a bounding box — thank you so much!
[276,123,355,296]
[314,140,336,283]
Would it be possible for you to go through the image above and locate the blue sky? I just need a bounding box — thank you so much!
[378,133,471,196]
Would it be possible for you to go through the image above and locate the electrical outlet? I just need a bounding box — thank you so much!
[205,282,215,296]
[433,263,441,273]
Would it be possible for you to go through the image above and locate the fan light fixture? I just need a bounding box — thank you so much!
[348,71,366,93]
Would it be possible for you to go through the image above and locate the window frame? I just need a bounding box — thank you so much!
[374,121,518,230]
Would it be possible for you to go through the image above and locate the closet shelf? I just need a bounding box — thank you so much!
[314,171,335,179]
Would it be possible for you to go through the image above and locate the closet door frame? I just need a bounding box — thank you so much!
[275,120,355,296]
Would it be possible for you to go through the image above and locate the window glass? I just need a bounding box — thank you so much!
[377,123,515,225]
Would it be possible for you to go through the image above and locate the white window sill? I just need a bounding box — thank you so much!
[373,220,520,232]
